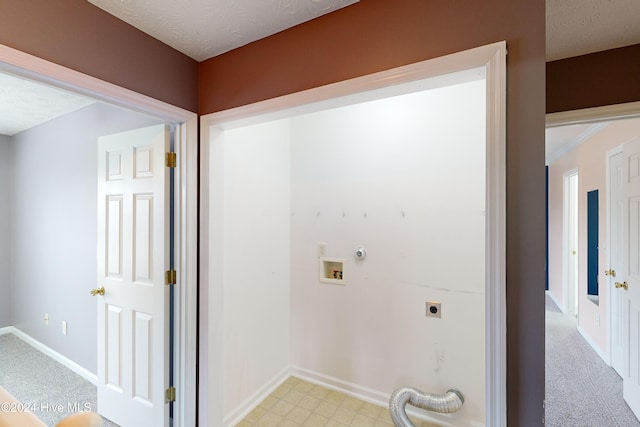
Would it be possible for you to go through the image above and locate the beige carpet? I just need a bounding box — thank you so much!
[545,295,640,426]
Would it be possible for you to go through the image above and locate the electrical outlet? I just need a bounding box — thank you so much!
[62,321,67,336]
[426,301,442,318]
[596,313,600,326]
[44,313,49,325]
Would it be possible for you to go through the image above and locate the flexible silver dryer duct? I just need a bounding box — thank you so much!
[389,386,464,427]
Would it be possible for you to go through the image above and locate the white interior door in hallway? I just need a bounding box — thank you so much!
[96,124,171,427]
[564,171,580,316]
[623,136,640,419]
[609,148,625,376]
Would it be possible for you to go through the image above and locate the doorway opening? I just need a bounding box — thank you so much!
[545,106,640,424]
[0,45,198,427]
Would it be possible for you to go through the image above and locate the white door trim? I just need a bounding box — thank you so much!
[200,41,507,427]
[0,43,198,427]
[547,101,640,128]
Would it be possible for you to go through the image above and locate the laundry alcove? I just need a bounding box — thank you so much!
[202,43,507,427]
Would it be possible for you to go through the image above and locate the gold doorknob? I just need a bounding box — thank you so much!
[605,269,616,277]
[615,282,629,291]
[90,286,105,296]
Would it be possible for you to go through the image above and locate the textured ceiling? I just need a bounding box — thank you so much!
[87,0,640,63]
[0,73,94,137]
[88,0,359,61]
[547,0,640,60]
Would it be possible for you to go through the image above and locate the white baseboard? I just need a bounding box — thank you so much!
[0,326,97,385]
[290,366,389,407]
[577,325,609,365]
[223,366,291,427]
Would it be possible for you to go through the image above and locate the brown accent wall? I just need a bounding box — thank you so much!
[199,0,546,425]
[0,0,198,112]
[547,44,640,114]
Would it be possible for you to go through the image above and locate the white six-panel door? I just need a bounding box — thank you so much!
[96,124,170,427]
[623,137,640,419]
[610,150,625,376]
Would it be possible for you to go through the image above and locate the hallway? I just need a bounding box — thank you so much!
[545,295,639,426]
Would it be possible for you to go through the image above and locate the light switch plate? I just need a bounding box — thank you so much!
[318,243,327,258]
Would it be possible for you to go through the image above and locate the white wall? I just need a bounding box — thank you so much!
[0,135,11,327]
[215,120,292,417]
[9,103,162,372]
[216,79,487,425]
[290,80,486,424]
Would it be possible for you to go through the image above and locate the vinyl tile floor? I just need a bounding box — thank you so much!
[235,376,439,427]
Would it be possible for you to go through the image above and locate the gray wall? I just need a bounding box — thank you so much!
[0,135,11,327]
[9,103,161,372]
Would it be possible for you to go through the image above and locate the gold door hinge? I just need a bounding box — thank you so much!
[165,269,177,285]
[165,386,176,403]
[166,152,177,168]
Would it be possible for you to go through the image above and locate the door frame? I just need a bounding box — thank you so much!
[200,41,507,426]
[606,144,624,369]
[0,43,198,427]
[562,169,580,316]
